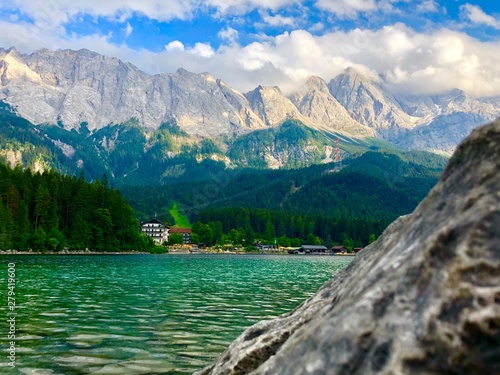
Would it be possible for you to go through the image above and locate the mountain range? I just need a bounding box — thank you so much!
[0,46,498,182]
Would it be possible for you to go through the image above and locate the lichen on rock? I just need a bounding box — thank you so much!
[196,119,500,375]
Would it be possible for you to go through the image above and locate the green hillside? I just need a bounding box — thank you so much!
[169,202,191,228]
[122,151,446,245]
[0,103,450,247]
[0,162,156,252]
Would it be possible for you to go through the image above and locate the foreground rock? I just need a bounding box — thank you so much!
[196,119,500,375]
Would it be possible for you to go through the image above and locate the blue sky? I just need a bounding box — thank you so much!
[0,0,499,96]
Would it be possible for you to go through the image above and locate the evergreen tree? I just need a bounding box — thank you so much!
[46,228,66,251]
[29,228,47,252]
[13,201,30,250]
[264,218,275,241]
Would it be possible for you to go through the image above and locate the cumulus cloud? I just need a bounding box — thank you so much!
[218,26,239,44]
[165,40,185,52]
[3,0,198,27]
[260,11,295,27]
[417,0,438,13]
[460,4,500,29]
[190,42,215,57]
[229,25,500,96]
[309,22,324,32]
[165,40,213,57]
[315,0,377,18]
[2,0,300,27]
[204,0,298,15]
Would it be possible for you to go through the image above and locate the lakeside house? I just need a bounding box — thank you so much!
[141,218,169,244]
[353,247,364,254]
[331,246,348,254]
[169,227,192,244]
[287,245,328,254]
[301,245,328,254]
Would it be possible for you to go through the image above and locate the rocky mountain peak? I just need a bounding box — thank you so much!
[244,85,303,127]
[303,75,330,94]
[329,67,419,138]
[290,75,376,136]
[0,47,498,154]
[0,48,43,87]
[175,67,191,76]
[0,46,20,59]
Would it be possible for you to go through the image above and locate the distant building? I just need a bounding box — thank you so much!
[141,218,169,244]
[353,247,363,254]
[287,248,301,254]
[300,245,328,254]
[331,246,348,253]
[169,227,192,244]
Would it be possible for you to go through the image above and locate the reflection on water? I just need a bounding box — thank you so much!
[0,254,351,374]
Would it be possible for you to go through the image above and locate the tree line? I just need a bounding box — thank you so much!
[0,162,156,252]
[191,207,387,249]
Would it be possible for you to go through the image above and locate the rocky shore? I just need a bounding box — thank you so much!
[196,119,500,374]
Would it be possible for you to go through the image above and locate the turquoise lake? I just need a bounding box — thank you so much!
[1,254,352,374]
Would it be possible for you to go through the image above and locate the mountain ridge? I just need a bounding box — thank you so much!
[1,46,498,156]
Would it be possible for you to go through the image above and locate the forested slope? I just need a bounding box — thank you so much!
[0,163,155,251]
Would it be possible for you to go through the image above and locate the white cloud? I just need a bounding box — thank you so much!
[189,42,215,57]
[218,26,239,44]
[165,40,185,52]
[260,11,295,27]
[204,0,298,15]
[123,22,133,37]
[227,25,500,96]
[3,0,198,27]
[309,22,324,32]
[315,0,377,18]
[0,10,499,98]
[1,0,301,27]
[417,0,438,13]
[460,4,500,29]
[165,41,214,57]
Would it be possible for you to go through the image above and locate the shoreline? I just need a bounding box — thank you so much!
[0,250,151,255]
[0,251,356,256]
[1,248,358,256]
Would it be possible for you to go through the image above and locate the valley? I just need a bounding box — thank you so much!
[0,47,494,251]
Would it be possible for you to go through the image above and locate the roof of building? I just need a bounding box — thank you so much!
[169,227,192,234]
[301,245,328,250]
[331,246,348,252]
[142,218,164,225]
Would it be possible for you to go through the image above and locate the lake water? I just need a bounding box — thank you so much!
[1,254,352,374]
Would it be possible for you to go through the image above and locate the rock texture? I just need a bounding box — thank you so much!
[290,76,376,136]
[0,47,267,136]
[328,68,419,140]
[197,119,500,375]
[396,89,499,154]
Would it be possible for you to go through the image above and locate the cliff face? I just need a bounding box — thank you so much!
[328,68,419,140]
[290,76,376,136]
[0,48,267,136]
[197,119,500,375]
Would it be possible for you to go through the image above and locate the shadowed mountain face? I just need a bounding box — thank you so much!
[1,47,499,156]
[195,119,500,375]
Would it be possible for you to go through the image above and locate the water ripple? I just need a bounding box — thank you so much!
[0,254,351,374]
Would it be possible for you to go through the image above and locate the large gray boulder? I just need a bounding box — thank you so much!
[196,119,500,375]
